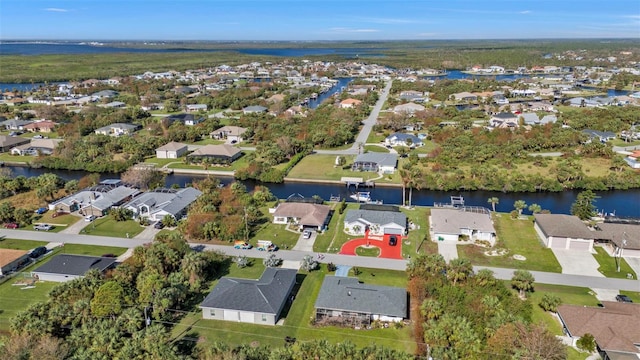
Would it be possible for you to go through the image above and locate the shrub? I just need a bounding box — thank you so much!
[576,333,596,353]
[539,294,561,312]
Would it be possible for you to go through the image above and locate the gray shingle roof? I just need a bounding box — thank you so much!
[431,208,495,234]
[200,268,297,314]
[33,254,116,276]
[314,276,406,318]
[594,223,640,250]
[534,214,594,239]
[345,209,406,228]
[353,153,398,168]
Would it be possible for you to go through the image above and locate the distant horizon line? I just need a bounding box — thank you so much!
[1,37,639,43]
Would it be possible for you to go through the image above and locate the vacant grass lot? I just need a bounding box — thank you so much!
[287,154,403,184]
[364,145,389,153]
[457,213,562,272]
[251,219,302,251]
[171,264,414,353]
[593,246,637,279]
[79,217,145,238]
[167,152,251,171]
[0,238,48,250]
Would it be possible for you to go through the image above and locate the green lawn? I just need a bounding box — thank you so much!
[34,211,80,228]
[400,206,431,258]
[172,265,414,353]
[79,217,144,238]
[0,238,48,250]
[144,157,186,167]
[363,145,389,153]
[251,219,302,251]
[593,246,637,279]
[167,151,251,171]
[457,213,562,272]
[313,202,350,253]
[619,291,640,303]
[287,154,403,184]
[355,246,380,257]
[54,244,126,257]
[191,138,225,145]
[0,153,31,164]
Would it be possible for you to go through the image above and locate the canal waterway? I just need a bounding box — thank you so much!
[7,166,639,218]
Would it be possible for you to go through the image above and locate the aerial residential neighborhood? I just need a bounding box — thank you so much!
[1,6,640,357]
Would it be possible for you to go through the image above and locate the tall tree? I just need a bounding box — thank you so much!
[487,197,499,212]
[571,190,598,220]
[513,200,527,216]
[511,270,535,299]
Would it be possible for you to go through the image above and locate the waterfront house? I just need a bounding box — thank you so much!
[50,182,141,217]
[0,249,30,276]
[533,214,594,251]
[314,276,407,326]
[94,123,139,137]
[0,135,30,153]
[242,105,268,114]
[384,133,423,148]
[592,222,640,258]
[393,102,425,115]
[430,207,496,245]
[187,144,242,164]
[32,254,116,282]
[155,141,188,159]
[344,207,407,236]
[199,268,297,326]
[451,92,478,102]
[340,98,362,109]
[351,153,398,174]
[271,202,331,231]
[210,125,248,143]
[10,139,59,156]
[624,150,640,169]
[122,187,202,222]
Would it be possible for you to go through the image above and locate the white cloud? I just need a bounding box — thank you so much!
[519,10,532,14]
[44,8,69,12]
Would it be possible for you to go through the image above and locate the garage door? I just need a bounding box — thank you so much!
[223,310,239,321]
[550,238,568,249]
[569,240,591,251]
[240,312,254,323]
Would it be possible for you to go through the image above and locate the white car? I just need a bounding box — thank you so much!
[302,230,312,239]
[85,215,97,222]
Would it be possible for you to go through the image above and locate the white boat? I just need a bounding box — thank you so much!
[350,192,379,203]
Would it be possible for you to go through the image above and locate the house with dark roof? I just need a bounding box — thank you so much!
[352,153,398,173]
[199,268,297,326]
[344,208,407,236]
[122,187,202,222]
[582,129,616,144]
[533,214,595,251]
[431,207,496,245]
[187,144,242,164]
[384,133,423,148]
[155,141,188,159]
[490,112,519,128]
[162,113,204,126]
[32,254,117,282]
[0,135,30,153]
[314,276,407,327]
[592,223,640,258]
[242,105,268,114]
[11,139,59,156]
[557,302,640,358]
[272,202,331,231]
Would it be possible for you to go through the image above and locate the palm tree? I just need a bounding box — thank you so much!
[511,270,535,299]
[447,258,473,285]
[514,200,527,216]
[407,168,424,208]
[528,203,542,214]
[181,251,207,287]
[487,197,499,212]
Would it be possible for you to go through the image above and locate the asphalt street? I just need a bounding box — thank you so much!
[3,229,639,291]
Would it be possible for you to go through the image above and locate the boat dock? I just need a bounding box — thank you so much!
[340,177,375,188]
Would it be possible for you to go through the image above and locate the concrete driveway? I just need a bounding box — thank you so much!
[552,249,603,277]
[292,231,316,252]
[624,257,640,279]
[59,215,89,235]
[437,241,458,262]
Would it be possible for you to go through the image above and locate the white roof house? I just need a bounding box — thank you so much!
[122,187,202,222]
[431,208,496,245]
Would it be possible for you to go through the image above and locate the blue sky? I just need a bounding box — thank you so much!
[1,0,639,40]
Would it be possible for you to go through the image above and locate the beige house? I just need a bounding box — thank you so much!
[533,214,594,251]
[155,141,188,159]
[340,98,362,109]
[210,126,248,143]
[271,202,331,231]
[187,144,242,164]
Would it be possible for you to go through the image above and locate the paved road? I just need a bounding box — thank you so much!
[314,80,393,156]
[3,229,639,291]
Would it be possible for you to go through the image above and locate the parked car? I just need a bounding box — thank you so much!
[233,241,252,250]
[33,224,53,231]
[34,207,48,215]
[389,235,398,246]
[154,222,165,229]
[101,253,116,258]
[4,222,19,229]
[33,135,44,139]
[302,230,312,239]
[257,240,277,252]
[84,215,97,222]
[29,246,47,258]
[616,294,633,303]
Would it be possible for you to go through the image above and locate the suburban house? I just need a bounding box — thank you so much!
[430,207,496,245]
[490,112,519,128]
[624,150,640,169]
[557,302,640,359]
[452,92,478,102]
[0,249,30,276]
[271,202,331,231]
[155,141,189,159]
[314,276,407,326]
[210,125,248,143]
[519,113,558,126]
[187,144,242,164]
[242,105,268,114]
[384,133,423,148]
[50,181,141,217]
[199,268,297,326]
[10,139,59,156]
[0,118,33,131]
[32,254,117,282]
[593,223,640,258]
[91,90,118,99]
[94,123,140,137]
[344,207,407,236]
[0,135,30,153]
[22,120,57,133]
[351,153,398,173]
[162,113,205,126]
[340,98,362,109]
[582,129,616,143]
[393,102,425,115]
[185,104,208,112]
[122,187,202,222]
[533,214,595,251]
[399,90,426,102]
[102,101,126,108]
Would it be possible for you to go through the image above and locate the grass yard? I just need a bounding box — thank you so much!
[400,206,431,258]
[0,238,47,250]
[167,151,251,171]
[0,153,31,164]
[54,243,126,257]
[34,211,80,227]
[355,246,380,257]
[313,202,349,253]
[364,145,389,153]
[144,157,186,167]
[457,213,562,272]
[172,265,414,353]
[286,154,404,184]
[192,138,225,145]
[619,291,640,303]
[251,220,302,251]
[593,246,637,279]
[79,217,144,238]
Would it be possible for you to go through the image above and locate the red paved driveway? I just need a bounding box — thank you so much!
[339,232,403,260]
